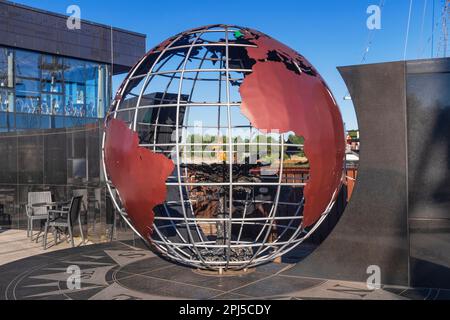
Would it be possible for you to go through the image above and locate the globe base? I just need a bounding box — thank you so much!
[193,266,256,277]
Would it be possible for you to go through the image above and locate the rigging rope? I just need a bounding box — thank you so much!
[418,0,428,57]
[432,0,436,56]
[344,0,385,100]
[404,0,414,60]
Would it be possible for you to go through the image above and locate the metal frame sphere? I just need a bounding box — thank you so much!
[102,24,344,271]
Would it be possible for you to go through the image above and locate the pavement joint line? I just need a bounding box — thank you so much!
[122,268,228,295]
[276,271,380,287]
[277,272,334,282]
[117,240,149,251]
[214,263,307,298]
[209,291,254,300]
[112,262,178,283]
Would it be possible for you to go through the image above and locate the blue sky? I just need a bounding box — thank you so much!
[13,0,447,130]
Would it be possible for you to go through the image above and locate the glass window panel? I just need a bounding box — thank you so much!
[15,113,40,129]
[64,58,85,83]
[0,112,14,131]
[52,115,65,128]
[15,94,40,114]
[15,50,40,79]
[85,117,98,125]
[65,116,86,128]
[0,47,14,88]
[0,135,17,183]
[0,89,14,112]
[86,63,109,119]
[40,55,63,93]
[65,93,85,117]
[44,131,67,184]
[41,93,64,115]
[42,80,63,94]
[85,62,99,118]
[17,134,43,184]
[0,111,7,127]
[40,114,51,129]
[16,78,40,95]
[64,58,86,117]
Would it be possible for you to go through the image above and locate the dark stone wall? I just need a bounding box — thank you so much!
[0,1,146,74]
[285,58,450,288]
[284,61,410,286]
[406,58,450,289]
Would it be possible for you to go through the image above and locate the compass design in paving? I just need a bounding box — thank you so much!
[1,241,449,300]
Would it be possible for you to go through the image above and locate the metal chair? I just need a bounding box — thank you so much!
[43,196,84,249]
[25,191,52,242]
[92,188,102,231]
[73,188,89,227]
[73,189,88,214]
[0,204,11,228]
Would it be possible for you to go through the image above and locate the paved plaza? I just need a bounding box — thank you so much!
[1,230,449,300]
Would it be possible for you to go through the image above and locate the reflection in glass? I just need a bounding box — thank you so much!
[0,48,14,88]
[0,46,109,237]
[41,93,64,115]
[16,70,40,114]
[64,58,86,117]
[0,186,15,228]
[15,113,41,129]
[0,89,14,112]
[41,55,63,93]
[15,50,40,78]
[1,112,14,130]
[18,134,44,184]
[15,95,40,114]
[85,62,98,118]
[16,78,40,95]
[1,45,110,126]
[65,116,85,128]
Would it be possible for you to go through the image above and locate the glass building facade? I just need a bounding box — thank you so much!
[0,1,146,244]
[0,46,113,240]
[0,46,110,132]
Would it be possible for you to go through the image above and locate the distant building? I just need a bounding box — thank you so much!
[346,130,360,152]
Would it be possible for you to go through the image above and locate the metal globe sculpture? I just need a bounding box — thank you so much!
[103,24,345,271]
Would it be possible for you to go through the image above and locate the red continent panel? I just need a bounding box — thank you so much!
[104,119,174,239]
[240,30,345,227]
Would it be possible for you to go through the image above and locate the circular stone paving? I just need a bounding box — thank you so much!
[1,241,448,300]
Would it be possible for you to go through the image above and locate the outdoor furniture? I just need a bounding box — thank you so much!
[92,188,101,231]
[26,191,52,242]
[73,188,89,227]
[0,190,14,228]
[0,204,11,227]
[43,196,84,249]
[73,189,88,213]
